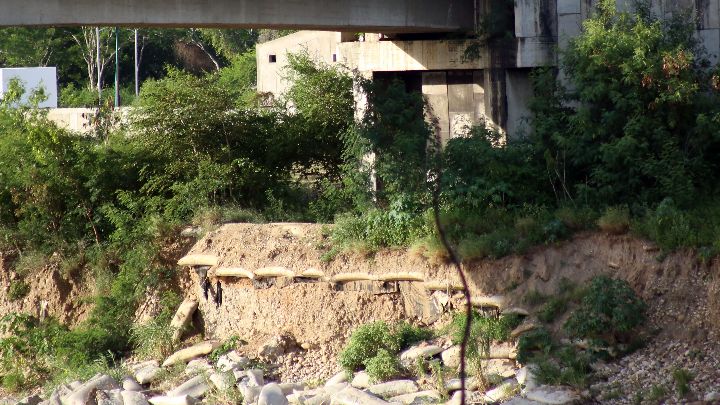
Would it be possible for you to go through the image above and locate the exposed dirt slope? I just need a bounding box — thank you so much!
[183,223,720,342]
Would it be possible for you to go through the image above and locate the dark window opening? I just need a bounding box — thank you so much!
[332,53,337,62]
[269,54,277,63]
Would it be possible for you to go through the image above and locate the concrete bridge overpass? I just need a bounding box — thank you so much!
[0,0,475,33]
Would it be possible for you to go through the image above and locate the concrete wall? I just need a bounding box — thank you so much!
[257,31,341,96]
[0,67,58,108]
[0,0,474,33]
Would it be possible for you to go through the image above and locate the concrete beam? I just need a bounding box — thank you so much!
[0,0,475,33]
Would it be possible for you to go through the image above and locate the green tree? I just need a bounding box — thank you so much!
[0,28,62,67]
[531,0,720,206]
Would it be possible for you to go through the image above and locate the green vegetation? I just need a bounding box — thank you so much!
[517,276,648,389]
[564,276,646,348]
[339,321,431,382]
[672,367,693,397]
[8,280,30,301]
[446,310,522,380]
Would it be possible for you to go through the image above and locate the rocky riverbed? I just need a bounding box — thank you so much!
[8,335,584,405]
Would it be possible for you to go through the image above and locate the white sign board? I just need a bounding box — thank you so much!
[0,67,58,108]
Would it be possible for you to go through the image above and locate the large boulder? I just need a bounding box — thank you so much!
[325,371,348,387]
[524,386,580,404]
[147,396,199,405]
[122,376,144,392]
[238,383,262,404]
[135,364,162,385]
[162,341,221,367]
[209,372,237,392]
[246,369,265,386]
[388,390,441,405]
[330,386,389,405]
[399,345,443,367]
[95,389,123,405]
[216,351,250,372]
[170,299,198,342]
[62,374,120,405]
[120,391,151,405]
[482,379,519,403]
[366,380,419,398]
[258,383,289,405]
[349,371,370,389]
[166,375,210,399]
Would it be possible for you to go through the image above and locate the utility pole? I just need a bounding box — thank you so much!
[134,28,139,97]
[114,26,120,107]
[96,26,101,103]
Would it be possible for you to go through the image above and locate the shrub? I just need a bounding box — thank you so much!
[8,280,30,301]
[339,322,399,372]
[634,198,694,252]
[672,368,693,397]
[597,206,630,234]
[538,297,567,323]
[564,276,646,347]
[338,321,431,379]
[364,349,402,383]
[516,328,554,364]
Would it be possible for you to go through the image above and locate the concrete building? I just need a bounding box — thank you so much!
[257,0,720,139]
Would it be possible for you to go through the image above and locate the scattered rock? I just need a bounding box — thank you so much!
[247,368,265,386]
[525,386,580,404]
[367,380,419,397]
[511,322,538,339]
[216,351,250,372]
[483,359,517,379]
[122,376,144,392]
[440,346,460,369]
[259,383,289,405]
[96,389,124,405]
[389,390,441,405]
[147,395,199,405]
[445,390,472,405]
[258,334,297,360]
[16,395,42,405]
[470,295,507,309]
[62,374,120,405]
[162,340,221,367]
[166,375,210,399]
[135,364,162,384]
[121,391,151,405]
[209,372,237,391]
[278,382,307,395]
[503,398,543,405]
[445,378,479,392]
[325,371,349,386]
[399,345,443,367]
[483,379,518,402]
[239,383,262,404]
[502,307,530,316]
[185,359,213,376]
[516,366,539,391]
[350,371,371,388]
[330,386,389,405]
[169,298,198,342]
[705,391,720,401]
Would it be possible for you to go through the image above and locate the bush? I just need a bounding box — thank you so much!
[8,280,30,301]
[364,349,402,383]
[634,198,694,252]
[339,321,399,372]
[597,206,630,234]
[447,311,522,375]
[338,320,430,381]
[564,276,646,347]
[672,367,693,397]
